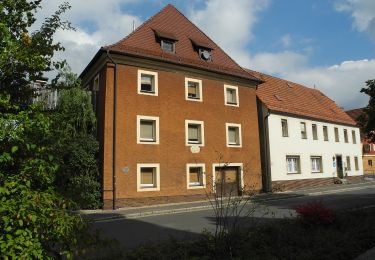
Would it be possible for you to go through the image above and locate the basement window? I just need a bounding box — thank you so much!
[186,164,206,189]
[137,164,160,192]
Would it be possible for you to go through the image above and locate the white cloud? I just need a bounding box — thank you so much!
[34,0,142,75]
[281,34,292,48]
[189,0,270,66]
[334,0,375,39]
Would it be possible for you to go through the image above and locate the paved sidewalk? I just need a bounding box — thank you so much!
[80,179,375,221]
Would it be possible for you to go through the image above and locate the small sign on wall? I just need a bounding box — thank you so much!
[121,167,129,174]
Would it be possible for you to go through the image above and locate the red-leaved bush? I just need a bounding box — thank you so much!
[295,201,335,226]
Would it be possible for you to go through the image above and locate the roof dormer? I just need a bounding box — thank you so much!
[153,29,178,53]
[191,39,213,61]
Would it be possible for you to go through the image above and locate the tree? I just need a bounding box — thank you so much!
[0,2,102,257]
[360,79,375,142]
[51,67,101,209]
[0,0,72,106]
[0,95,94,258]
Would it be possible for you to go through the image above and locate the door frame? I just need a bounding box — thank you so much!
[335,154,344,178]
[212,163,244,193]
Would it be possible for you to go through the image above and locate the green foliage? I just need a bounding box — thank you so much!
[0,95,92,258]
[360,79,375,142]
[0,0,73,106]
[50,69,101,209]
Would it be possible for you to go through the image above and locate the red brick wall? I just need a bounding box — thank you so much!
[100,64,262,208]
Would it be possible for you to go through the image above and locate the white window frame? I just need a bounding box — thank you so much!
[93,74,99,91]
[186,163,206,189]
[137,69,158,96]
[281,119,289,137]
[185,120,205,146]
[344,129,349,143]
[346,156,351,171]
[185,78,203,102]
[137,115,160,144]
[224,85,239,107]
[286,155,301,174]
[225,123,242,148]
[312,124,318,140]
[212,163,244,193]
[352,130,357,144]
[300,122,307,139]
[323,125,329,141]
[137,163,160,192]
[310,156,323,173]
[354,156,359,171]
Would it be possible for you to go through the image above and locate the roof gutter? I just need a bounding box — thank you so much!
[106,50,118,210]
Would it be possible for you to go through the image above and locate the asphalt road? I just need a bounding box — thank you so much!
[92,186,375,249]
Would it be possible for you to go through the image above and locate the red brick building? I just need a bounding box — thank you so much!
[80,4,263,209]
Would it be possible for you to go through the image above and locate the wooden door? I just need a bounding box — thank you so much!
[215,166,240,196]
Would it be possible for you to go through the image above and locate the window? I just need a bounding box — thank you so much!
[281,119,288,137]
[354,157,359,171]
[186,164,206,189]
[311,156,323,173]
[312,124,318,140]
[185,78,202,102]
[286,156,300,174]
[137,70,158,96]
[137,116,159,144]
[369,160,373,167]
[185,120,204,146]
[300,122,307,139]
[323,126,329,141]
[93,74,99,91]
[224,85,239,107]
[346,156,351,171]
[226,123,242,147]
[352,130,357,144]
[364,144,371,153]
[344,129,348,143]
[334,127,339,142]
[161,39,175,53]
[137,164,160,191]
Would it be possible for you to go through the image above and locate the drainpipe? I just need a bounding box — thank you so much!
[106,50,118,210]
[264,111,271,192]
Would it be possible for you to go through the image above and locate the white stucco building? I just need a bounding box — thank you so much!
[251,70,363,191]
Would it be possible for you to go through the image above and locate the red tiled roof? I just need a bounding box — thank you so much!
[346,108,365,122]
[104,4,260,82]
[247,69,357,126]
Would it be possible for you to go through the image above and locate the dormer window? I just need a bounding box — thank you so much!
[153,29,177,54]
[199,48,212,61]
[191,39,213,61]
[161,39,175,53]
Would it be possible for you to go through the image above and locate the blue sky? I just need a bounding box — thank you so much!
[38,0,375,109]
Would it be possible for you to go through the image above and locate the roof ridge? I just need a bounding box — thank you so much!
[105,4,175,49]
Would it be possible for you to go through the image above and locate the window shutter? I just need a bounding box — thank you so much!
[140,121,154,140]
[188,82,198,97]
[228,127,237,144]
[141,168,155,185]
[188,125,199,141]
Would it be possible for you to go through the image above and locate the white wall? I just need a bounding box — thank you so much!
[267,113,363,181]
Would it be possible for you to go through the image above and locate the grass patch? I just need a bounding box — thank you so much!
[92,207,375,259]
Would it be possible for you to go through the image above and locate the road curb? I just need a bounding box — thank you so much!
[87,182,375,222]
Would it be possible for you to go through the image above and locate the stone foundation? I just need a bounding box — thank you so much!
[103,194,208,210]
[272,175,364,191]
